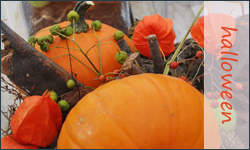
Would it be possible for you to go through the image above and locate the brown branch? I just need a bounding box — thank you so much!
[1,20,84,96]
[145,34,164,74]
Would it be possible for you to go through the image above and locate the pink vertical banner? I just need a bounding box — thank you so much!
[201,1,249,149]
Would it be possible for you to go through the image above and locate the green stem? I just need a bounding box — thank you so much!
[176,44,191,62]
[93,26,103,75]
[110,42,120,53]
[50,53,98,75]
[73,19,75,40]
[86,42,118,55]
[100,36,113,42]
[48,44,81,51]
[50,54,69,60]
[178,57,196,64]
[163,1,207,75]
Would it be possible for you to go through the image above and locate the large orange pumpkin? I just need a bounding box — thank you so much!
[34,2,134,88]
[57,74,220,149]
[132,14,176,59]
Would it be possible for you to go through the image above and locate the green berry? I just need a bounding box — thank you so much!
[49,24,61,35]
[58,100,70,112]
[40,44,49,52]
[44,35,53,44]
[91,20,102,31]
[50,91,58,102]
[67,79,75,89]
[28,36,37,44]
[37,36,45,45]
[114,31,124,41]
[59,29,67,39]
[67,11,79,23]
[65,26,74,36]
[115,51,128,64]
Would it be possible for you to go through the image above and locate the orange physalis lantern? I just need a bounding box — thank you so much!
[1,135,39,149]
[10,91,62,147]
[132,14,176,59]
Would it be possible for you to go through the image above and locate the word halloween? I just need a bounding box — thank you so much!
[220,26,238,124]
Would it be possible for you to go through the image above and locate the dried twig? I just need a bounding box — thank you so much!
[145,34,164,74]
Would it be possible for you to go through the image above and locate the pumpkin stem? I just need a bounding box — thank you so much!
[69,1,94,33]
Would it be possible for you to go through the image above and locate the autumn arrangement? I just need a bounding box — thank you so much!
[1,1,248,149]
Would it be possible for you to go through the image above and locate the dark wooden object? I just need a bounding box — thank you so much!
[1,20,84,96]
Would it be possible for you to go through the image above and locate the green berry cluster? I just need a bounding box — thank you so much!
[27,11,80,52]
[37,35,53,52]
[48,11,79,40]
[28,36,37,47]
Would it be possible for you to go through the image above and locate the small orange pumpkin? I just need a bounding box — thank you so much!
[191,13,236,58]
[1,135,39,149]
[57,74,220,149]
[132,14,176,59]
[34,2,134,88]
[10,91,62,147]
